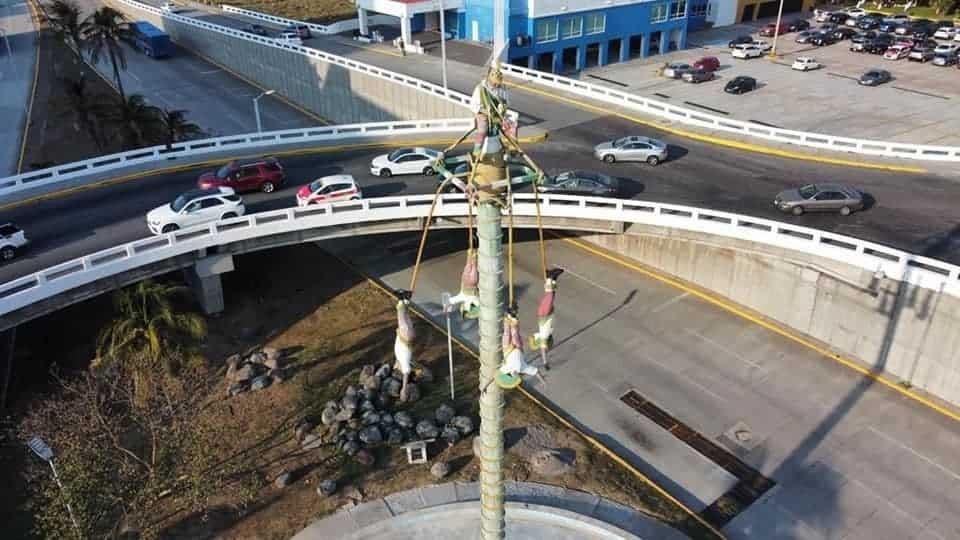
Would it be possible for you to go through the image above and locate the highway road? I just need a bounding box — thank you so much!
[0,0,36,175]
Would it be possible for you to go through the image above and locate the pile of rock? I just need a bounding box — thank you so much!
[225,347,287,397]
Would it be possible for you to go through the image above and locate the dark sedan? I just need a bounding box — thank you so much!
[728,35,753,48]
[724,76,757,94]
[682,69,715,83]
[788,19,811,32]
[537,171,620,197]
[242,24,268,36]
[833,27,858,40]
[859,69,891,86]
[811,32,838,46]
[857,17,881,30]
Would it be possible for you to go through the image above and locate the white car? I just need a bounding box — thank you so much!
[791,56,821,71]
[934,43,958,55]
[815,10,834,22]
[161,1,185,12]
[297,175,362,206]
[752,40,772,52]
[934,27,957,39]
[0,223,29,261]
[146,187,245,234]
[370,147,441,177]
[732,44,763,59]
[276,32,303,46]
[846,7,866,18]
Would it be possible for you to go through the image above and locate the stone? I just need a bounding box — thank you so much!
[383,377,402,398]
[268,368,285,383]
[301,434,323,451]
[354,449,374,466]
[248,351,267,365]
[342,485,364,503]
[341,393,359,411]
[415,366,434,384]
[274,472,292,488]
[347,418,363,431]
[358,426,382,445]
[359,387,376,401]
[360,399,376,412]
[225,353,242,370]
[344,385,358,398]
[334,407,354,422]
[451,416,474,436]
[295,422,315,441]
[527,449,574,477]
[359,365,380,391]
[362,411,380,426]
[324,400,339,410]
[400,383,420,403]
[250,374,271,391]
[374,363,392,380]
[374,392,394,410]
[385,427,404,445]
[263,347,281,362]
[341,440,360,456]
[343,429,358,442]
[435,404,456,425]
[416,420,439,439]
[322,422,342,443]
[232,364,255,383]
[264,356,280,371]
[321,406,339,426]
[317,479,337,497]
[379,413,394,426]
[441,426,461,445]
[227,382,248,397]
[473,436,482,459]
[394,411,414,429]
[430,461,451,479]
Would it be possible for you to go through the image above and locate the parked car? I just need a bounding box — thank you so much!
[878,19,901,32]
[160,1,185,13]
[663,62,692,78]
[284,23,311,39]
[833,27,858,40]
[810,31,838,46]
[147,187,245,234]
[908,46,935,62]
[593,136,668,165]
[728,35,754,48]
[895,22,919,35]
[751,40,772,51]
[537,171,620,197]
[818,22,839,32]
[760,22,790,37]
[732,44,763,59]
[0,223,28,261]
[276,32,303,45]
[884,44,910,59]
[683,68,715,83]
[791,56,821,71]
[795,30,817,43]
[774,183,864,216]
[887,13,911,23]
[296,175,362,206]
[370,147,441,177]
[934,43,958,55]
[852,30,879,43]
[955,31,960,42]
[724,75,757,94]
[935,26,958,39]
[933,52,958,66]
[692,56,720,71]
[788,19,811,32]
[845,7,866,19]
[828,12,849,24]
[815,10,835,22]
[857,17,881,30]
[859,68,891,86]
[197,157,285,193]
[441,157,535,192]
[242,24,268,36]
[865,36,894,54]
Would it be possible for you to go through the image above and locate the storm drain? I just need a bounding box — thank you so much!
[620,389,776,527]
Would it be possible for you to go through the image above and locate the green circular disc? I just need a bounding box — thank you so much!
[496,372,522,389]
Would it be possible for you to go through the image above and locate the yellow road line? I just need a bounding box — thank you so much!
[327,251,726,539]
[560,234,960,425]
[504,80,928,175]
[0,133,547,212]
[16,0,42,174]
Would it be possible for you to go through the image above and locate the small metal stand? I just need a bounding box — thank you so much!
[401,438,436,464]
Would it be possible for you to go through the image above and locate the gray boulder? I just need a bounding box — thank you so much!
[320,406,339,426]
[354,449,374,466]
[451,416,474,436]
[385,427,404,445]
[359,387,376,401]
[341,393,359,411]
[295,421,315,441]
[394,411,414,429]
[250,374,271,391]
[430,461,451,479]
[383,377,402,398]
[374,392,394,410]
[441,426,461,445]
[347,418,363,431]
[225,353,242,370]
[361,411,380,426]
[263,346,281,362]
[227,382,248,397]
[379,413,394,426]
[374,363,392,380]
[324,400,339,410]
[317,479,337,497]
[248,351,267,365]
[342,440,360,456]
[232,364,255,383]
[334,407,355,422]
[416,420,439,439]
[274,472,292,488]
[344,385,358,398]
[301,434,322,451]
[416,366,434,384]
[400,383,420,403]
[435,404,456,425]
[268,368,285,383]
[358,426,382,445]
[360,399,376,412]
[359,365,379,391]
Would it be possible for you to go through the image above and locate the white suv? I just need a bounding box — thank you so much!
[369,147,441,177]
[0,223,29,261]
[146,187,245,235]
[732,44,763,59]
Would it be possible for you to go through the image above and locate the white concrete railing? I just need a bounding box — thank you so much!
[3,194,960,318]
[113,0,470,107]
[220,4,398,35]
[0,118,473,201]
[501,64,960,162]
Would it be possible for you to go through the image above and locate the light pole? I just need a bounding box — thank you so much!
[252,89,275,133]
[441,292,456,400]
[28,437,82,539]
[438,0,448,90]
[769,0,786,58]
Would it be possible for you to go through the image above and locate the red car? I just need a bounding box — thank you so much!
[197,157,285,193]
[759,22,790,37]
[692,56,720,71]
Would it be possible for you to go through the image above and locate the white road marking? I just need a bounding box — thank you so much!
[648,291,690,314]
[557,264,617,295]
[126,71,141,83]
[199,69,221,75]
[868,426,960,483]
[684,328,763,369]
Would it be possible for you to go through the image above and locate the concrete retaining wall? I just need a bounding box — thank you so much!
[110,2,468,123]
[582,227,960,407]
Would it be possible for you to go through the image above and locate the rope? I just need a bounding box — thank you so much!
[407,179,450,294]
[532,174,548,280]
[507,170,515,305]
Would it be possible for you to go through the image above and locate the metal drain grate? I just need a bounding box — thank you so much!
[620,389,775,527]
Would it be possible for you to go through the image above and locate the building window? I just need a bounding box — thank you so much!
[670,1,686,19]
[560,16,583,39]
[651,4,668,23]
[536,19,558,43]
[585,13,605,35]
[692,2,708,16]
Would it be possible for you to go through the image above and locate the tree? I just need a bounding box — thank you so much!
[932,0,958,15]
[95,280,206,404]
[81,7,130,100]
[58,74,107,151]
[45,0,85,64]
[158,108,204,149]
[104,93,163,149]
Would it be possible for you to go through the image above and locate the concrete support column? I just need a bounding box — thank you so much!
[358,7,369,36]
[551,51,562,73]
[184,253,235,316]
[678,27,687,49]
[599,41,609,66]
[620,38,630,62]
[660,31,669,55]
[527,55,535,69]
[640,33,649,58]
[401,15,413,48]
[575,45,584,71]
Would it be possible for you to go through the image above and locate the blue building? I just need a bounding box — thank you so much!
[356,0,706,73]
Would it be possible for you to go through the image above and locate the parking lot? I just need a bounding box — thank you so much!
[578,15,960,146]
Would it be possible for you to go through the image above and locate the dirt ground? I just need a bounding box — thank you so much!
[6,244,717,539]
[214,0,356,24]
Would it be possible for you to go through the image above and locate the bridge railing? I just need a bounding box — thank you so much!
[2,193,959,318]
[219,4,398,35]
[0,118,473,202]
[501,63,960,162]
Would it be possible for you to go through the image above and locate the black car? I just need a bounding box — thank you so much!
[788,19,811,32]
[728,35,754,48]
[908,46,935,62]
[242,24,268,36]
[724,76,757,94]
[537,171,620,197]
[682,69,715,83]
[859,69,891,86]
[827,12,848,24]
[811,31,838,46]
[864,36,893,54]
[833,27,858,40]
[441,157,535,192]
[878,20,899,32]
[851,30,878,43]
[857,17,880,30]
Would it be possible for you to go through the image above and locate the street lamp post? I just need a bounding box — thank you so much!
[441,291,456,400]
[252,89,275,133]
[28,437,82,539]
[439,0,448,90]
[770,0,786,58]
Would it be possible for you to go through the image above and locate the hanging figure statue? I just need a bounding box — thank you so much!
[529,268,563,371]
[499,305,546,385]
[448,249,480,319]
[394,290,416,401]
[469,61,516,155]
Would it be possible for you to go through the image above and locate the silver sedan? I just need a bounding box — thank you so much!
[593,136,669,165]
[774,183,864,215]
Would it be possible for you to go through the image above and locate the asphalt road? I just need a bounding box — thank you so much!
[0,0,36,176]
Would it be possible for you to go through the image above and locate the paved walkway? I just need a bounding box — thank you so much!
[0,0,36,175]
[291,481,688,540]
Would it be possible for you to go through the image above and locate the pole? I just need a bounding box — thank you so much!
[439,0,448,90]
[253,97,263,133]
[770,0,785,58]
[442,292,455,401]
[49,460,82,539]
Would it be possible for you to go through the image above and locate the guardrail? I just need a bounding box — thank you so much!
[3,193,959,319]
[501,63,960,162]
[0,118,473,201]
[220,4,398,35]
[113,0,471,108]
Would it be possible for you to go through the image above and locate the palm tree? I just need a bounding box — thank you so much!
[95,280,206,404]
[58,74,107,151]
[105,93,162,149]
[158,109,204,149]
[82,7,130,100]
[46,0,85,63]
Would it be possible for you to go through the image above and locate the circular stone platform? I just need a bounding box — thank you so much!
[291,481,690,540]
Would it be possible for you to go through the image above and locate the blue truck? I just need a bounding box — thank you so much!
[130,21,171,58]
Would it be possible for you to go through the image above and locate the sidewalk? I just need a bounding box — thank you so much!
[0,0,37,175]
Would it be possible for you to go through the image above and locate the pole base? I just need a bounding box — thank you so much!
[496,372,522,389]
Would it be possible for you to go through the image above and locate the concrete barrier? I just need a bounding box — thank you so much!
[580,227,960,408]
[108,0,469,124]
